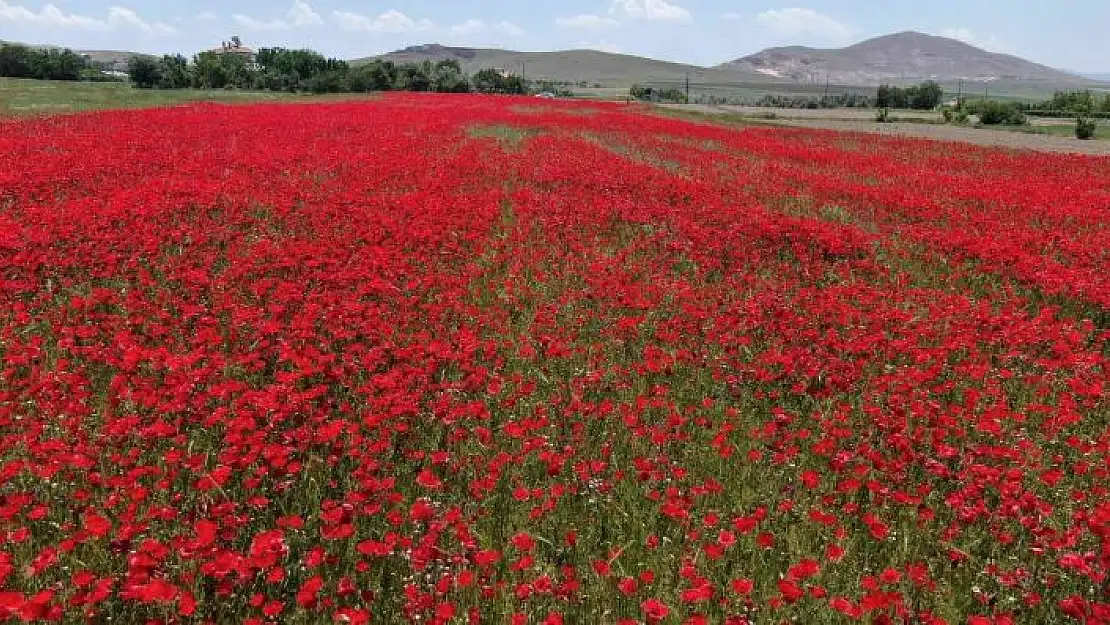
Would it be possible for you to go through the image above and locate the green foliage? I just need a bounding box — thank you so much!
[754,92,872,109]
[875,81,944,110]
[127,56,162,89]
[0,43,87,81]
[430,60,470,93]
[347,60,396,93]
[473,68,526,95]
[1025,109,1110,119]
[4,40,515,97]
[1047,90,1096,113]
[941,105,970,125]
[1075,115,1097,140]
[969,100,1027,126]
[628,84,687,103]
[157,55,192,89]
[191,52,231,89]
[304,70,351,94]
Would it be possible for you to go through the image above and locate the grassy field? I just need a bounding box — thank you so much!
[0,78,369,116]
[1016,119,1110,140]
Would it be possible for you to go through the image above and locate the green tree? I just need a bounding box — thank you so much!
[876,84,909,109]
[192,52,229,88]
[473,68,525,95]
[158,54,192,88]
[352,60,397,91]
[0,44,87,80]
[431,60,469,93]
[1076,115,1097,139]
[1050,90,1095,113]
[0,44,33,78]
[910,80,943,109]
[395,63,432,91]
[128,56,162,88]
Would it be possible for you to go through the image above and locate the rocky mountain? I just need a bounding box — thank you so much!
[720,31,1094,86]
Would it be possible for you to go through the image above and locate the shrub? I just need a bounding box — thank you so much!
[1076,116,1097,140]
[974,100,1026,126]
[942,106,970,126]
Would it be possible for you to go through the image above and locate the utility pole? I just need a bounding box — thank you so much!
[824,74,830,98]
[685,72,690,103]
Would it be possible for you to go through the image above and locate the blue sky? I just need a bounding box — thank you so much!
[1,0,1106,71]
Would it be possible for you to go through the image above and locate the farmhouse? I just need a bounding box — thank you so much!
[209,41,256,62]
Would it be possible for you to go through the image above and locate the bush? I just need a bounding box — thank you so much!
[628,84,687,104]
[1076,116,1098,140]
[974,100,1026,126]
[942,106,970,126]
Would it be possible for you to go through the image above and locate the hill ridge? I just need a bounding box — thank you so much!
[719,31,1091,86]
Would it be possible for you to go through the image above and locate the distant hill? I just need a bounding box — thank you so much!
[1,40,147,70]
[360,44,775,86]
[1081,72,1110,82]
[6,34,1104,94]
[720,31,1097,87]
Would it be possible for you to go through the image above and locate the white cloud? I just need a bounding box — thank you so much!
[287,0,322,26]
[108,7,175,35]
[197,10,218,22]
[233,0,322,31]
[0,1,173,33]
[232,14,289,30]
[0,1,106,28]
[557,13,620,28]
[332,9,433,33]
[449,18,484,35]
[610,0,691,22]
[756,8,853,42]
[449,18,524,37]
[940,28,1009,54]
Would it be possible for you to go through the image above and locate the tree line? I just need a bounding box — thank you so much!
[1034,90,1110,115]
[129,46,526,95]
[874,81,944,110]
[0,43,94,81]
[1,40,529,96]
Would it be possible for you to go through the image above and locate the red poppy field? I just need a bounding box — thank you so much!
[0,94,1107,624]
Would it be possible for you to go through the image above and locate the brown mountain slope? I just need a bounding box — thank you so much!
[360,44,776,86]
[720,31,1094,86]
